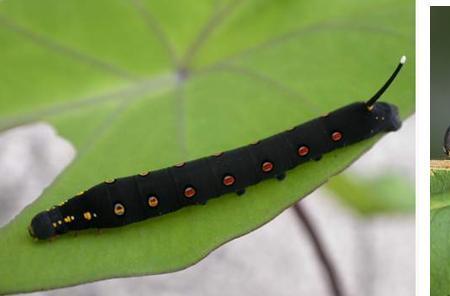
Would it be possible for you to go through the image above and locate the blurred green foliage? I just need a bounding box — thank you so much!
[327,174,414,215]
[431,167,450,295]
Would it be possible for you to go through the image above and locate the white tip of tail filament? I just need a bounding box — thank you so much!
[400,55,407,64]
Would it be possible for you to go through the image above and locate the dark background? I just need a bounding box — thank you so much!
[431,7,450,159]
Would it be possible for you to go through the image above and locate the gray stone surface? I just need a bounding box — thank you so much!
[0,117,415,296]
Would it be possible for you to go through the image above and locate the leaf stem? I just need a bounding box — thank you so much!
[293,203,344,296]
[431,160,450,170]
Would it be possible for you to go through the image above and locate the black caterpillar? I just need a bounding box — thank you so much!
[29,56,406,240]
[444,126,450,156]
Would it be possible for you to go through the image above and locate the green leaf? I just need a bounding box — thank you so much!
[431,161,450,295]
[0,0,414,294]
[326,174,414,215]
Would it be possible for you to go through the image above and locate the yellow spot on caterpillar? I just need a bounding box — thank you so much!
[105,179,115,184]
[76,191,84,196]
[114,203,125,216]
[139,171,150,176]
[83,212,92,221]
[52,222,57,228]
[148,196,158,207]
[64,217,71,223]
[71,216,75,221]
[58,220,62,225]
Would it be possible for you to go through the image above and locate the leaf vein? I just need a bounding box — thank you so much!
[0,74,175,132]
[180,0,243,70]
[195,63,321,113]
[129,0,178,68]
[0,13,137,80]
[208,20,408,67]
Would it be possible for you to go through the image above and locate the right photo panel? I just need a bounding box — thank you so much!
[431,6,450,296]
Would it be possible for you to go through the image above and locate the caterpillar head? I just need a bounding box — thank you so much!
[28,212,55,240]
[28,208,66,240]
